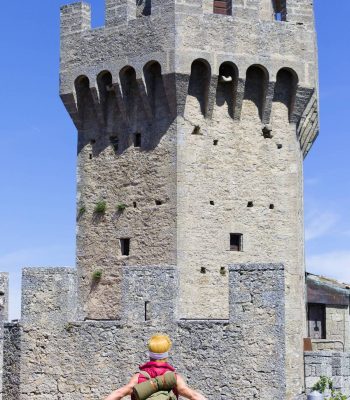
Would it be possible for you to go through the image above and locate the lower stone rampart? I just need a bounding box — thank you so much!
[305,351,350,396]
[2,264,286,399]
[3,323,21,400]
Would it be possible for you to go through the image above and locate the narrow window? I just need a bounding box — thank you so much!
[145,301,150,321]
[308,304,326,339]
[201,267,207,274]
[155,200,162,206]
[120,238,130,256]
[247,201,254,208]
[272,0,287,21]
[134,133,141,148]
[230,233,243,251]
[213,0,232,15]
[133,202,137,208]
[213,140,219,146]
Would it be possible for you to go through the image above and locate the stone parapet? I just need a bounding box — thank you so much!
[2,263,287,399]
[21,268,77,325]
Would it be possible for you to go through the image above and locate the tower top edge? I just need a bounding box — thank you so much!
[60,0,316,36]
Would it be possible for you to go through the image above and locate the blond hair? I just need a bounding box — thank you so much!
[148,334,172,354]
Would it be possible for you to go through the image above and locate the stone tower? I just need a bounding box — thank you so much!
[60,0,318,398]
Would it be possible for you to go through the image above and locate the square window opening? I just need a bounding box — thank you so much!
[230,233,243,251]
[120,238,130,256]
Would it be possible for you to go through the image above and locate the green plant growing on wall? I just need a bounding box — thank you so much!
[94,201,107,214]
[78,205,86,218]
[92,270,103,281]
[329,392,347,400]
[116,203,127,212]
[312,376,347,399]
[313,376,332,393]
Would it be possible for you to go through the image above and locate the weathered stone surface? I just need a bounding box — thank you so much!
[0,273,8,400]
[305,352,350,396]
[3,264,285,399]
[58,1,319,396]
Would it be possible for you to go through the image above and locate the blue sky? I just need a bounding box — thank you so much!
[0,1,349,321]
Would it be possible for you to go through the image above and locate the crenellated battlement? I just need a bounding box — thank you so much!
[60,2,91,36]
[60,0,315,37]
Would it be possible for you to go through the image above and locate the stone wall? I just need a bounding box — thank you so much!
[1,263,286,399]
[3,324,21,400]
[305,352,350,396]
[0,273,9,400]
[326,306,350,350]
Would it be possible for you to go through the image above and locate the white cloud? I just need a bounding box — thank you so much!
[307,250,350,283]
[305,211,339,241]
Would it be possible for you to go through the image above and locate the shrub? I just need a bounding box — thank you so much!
[312,376,347,399]
[116,203,127,211]
[92,270,103,280]
[94,201,107,214]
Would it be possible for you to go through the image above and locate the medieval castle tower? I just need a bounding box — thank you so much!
[0,0,319,399]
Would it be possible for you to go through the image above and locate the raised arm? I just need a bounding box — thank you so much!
[176,375,208,400]
[104,374,139,400]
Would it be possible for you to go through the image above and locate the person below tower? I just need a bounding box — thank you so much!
[104,334,207,400]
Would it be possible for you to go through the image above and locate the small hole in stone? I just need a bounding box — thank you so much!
[210,201,215,206]
[134,133,142,148]
[0,291,4,296]
[89,154,92,159]
[220,267,226,276]
[277,144,283,149]
[90,139,96,145]
[192,125,201,135]
[213,140,218,146]
[155,200,162,206]
[133,202,137,208]
[247,201,254,208]
[200,267,206,274]
[262,126,273,139]
[269,204,275,210]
